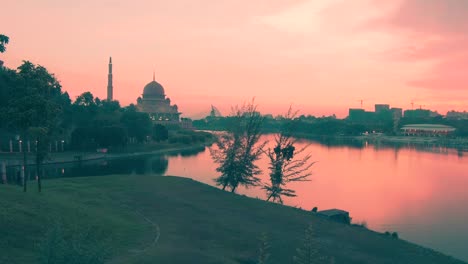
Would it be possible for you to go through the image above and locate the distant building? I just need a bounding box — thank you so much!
[104,58,190,128]
[375,104,390,113]
[390,108,403,119]
[136,74,181,124]
[401,124,455,136]
[446,111,468,120]
[348,108,374,122]
[404,109,431,119]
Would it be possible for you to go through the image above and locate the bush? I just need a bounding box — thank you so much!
[169,135,192,144]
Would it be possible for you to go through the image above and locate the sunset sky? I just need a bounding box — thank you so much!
[2,0,468,118]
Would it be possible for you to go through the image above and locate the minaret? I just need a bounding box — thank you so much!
[107,57,113,101]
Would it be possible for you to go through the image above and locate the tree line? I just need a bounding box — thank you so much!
[195,112,468,137]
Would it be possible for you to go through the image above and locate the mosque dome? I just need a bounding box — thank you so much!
[143,79,165,98]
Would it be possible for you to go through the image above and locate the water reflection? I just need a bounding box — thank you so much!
[3,153,181,183]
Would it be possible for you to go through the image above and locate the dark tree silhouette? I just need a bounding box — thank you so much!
[210,101,266,192]
[3,61,65,191]
[0,34,9,53]
[264,108,314,203]
[153,124,169,142]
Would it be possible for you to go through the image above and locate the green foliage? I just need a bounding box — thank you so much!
[0,34,9,53]
[95,126,127,148]
[153,124,169,142]
[210,101,266,192]
[121,107,152,142]
[264,108,314,203]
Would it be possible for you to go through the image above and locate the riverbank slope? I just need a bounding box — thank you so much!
[0,175,464,264]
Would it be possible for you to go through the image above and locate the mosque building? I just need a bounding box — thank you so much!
[107,57,190,128]
[136,73,181,123]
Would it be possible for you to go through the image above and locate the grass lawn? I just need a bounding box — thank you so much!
[0,175,465,264]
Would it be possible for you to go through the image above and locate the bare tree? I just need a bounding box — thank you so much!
[211,101,266,192]
[264,107,315,203]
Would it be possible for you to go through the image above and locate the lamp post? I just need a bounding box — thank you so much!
[19,140,22,153]
[61,140,64,152]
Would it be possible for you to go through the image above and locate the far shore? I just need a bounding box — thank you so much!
[292,132,468,150]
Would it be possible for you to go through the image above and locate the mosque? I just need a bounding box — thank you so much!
[136,74,181,123]
[107,57,190,127]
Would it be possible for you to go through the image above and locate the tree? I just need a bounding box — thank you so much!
[293,224,327,264]
[74,92,95,107]
[0,34,9,53]
[256,232,270,264]
[1,61,66,191]
[264,108,314,203]
[28,127,49,192]
[210,101,266,192]
[152,124,169,142]
[121,106,152,143]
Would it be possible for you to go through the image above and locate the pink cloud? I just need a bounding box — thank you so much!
[375,0,468,91]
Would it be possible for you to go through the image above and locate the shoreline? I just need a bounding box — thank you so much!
[0,142,211,167]
[292,132,468,151]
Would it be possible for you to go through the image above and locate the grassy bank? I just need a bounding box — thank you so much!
[0,175,464,264]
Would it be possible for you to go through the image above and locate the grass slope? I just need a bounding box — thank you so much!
[0,175,464,264]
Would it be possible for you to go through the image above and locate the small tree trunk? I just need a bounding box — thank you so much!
[36,160,41,192]
[1,162,6,184]
[22,144,27,192]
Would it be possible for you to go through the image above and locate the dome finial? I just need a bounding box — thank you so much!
[153,71,155,82]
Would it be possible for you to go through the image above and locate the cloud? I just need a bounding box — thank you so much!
[376,0,468,91]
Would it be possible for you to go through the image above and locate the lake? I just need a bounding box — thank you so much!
[3,135,468,261]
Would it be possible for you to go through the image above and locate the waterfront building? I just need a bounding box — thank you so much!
[401,124,455,136]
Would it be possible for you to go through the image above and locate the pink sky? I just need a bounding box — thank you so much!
[2,0,468,118]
